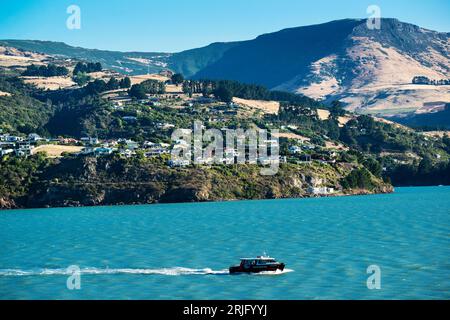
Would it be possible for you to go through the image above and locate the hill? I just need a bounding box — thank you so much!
[1,18,449,118]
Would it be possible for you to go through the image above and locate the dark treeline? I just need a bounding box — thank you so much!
[387,158,450,186]
[22,64,69,77]
[182,79,322,107]
[412,76,450,86]
[129,80,165,99]
[73,62,103,74]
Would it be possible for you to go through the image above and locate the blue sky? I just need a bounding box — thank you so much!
[0,0,449,52]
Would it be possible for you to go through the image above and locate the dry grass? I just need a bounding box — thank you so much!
[233,97,280,114]
[165,84,183,94]
[273,132,310,142]
[0,46,47,67]
[130,74,169,85]
[373,117,411,130]
[21,76,76,90]
[317,109,352,127]
[275,37,450,115]
[325,141,348,151]
[32,145,83,158]
[421,131,450,138]
[317,109,330,120]
[0,54,45,67]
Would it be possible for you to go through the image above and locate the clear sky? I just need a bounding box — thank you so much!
[0,0,449,53]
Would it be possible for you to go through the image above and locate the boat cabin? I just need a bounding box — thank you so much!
[240,256,277,267]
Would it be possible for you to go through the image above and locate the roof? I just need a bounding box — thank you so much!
[240,256,275,260]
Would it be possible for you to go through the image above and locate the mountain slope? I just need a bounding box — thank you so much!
[2,19,449,116]
[0,39,171,75]
[185,19,449,115]
[192,19,362,88]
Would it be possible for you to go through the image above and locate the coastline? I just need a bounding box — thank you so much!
[0,184,394,211]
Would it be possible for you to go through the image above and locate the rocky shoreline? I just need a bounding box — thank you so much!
[0,156,393,210]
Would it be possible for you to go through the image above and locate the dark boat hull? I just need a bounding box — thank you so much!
[229,263,285,274]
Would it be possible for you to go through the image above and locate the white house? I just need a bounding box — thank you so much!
[168,159,190,167]
[289,146,302,154]
[307,187,335,195]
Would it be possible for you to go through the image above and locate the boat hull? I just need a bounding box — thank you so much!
[229,263,285,274]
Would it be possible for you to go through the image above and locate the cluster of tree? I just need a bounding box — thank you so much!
[73,62,102,74]
[171,73,184,85]
[82,77,131,94]
[181,78,322,107]
[341,168,375,190]
[386,157,450,186]
[129,80,165,99]
[0,153,51,201]
[412,76,449,86]
[276,102,340,140]
[72,73,91,86]
[22,64,69,77]
[338,115,419,154]
[0,75,53,135]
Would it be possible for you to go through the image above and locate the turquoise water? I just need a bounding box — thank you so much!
[0,186,449,300]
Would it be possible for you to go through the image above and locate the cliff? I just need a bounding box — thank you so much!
[0,156,392,210]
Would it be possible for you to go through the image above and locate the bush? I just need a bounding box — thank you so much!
[342,168,374,190]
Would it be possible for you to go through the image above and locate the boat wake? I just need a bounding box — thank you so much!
[254,268,295,276]
[0,267,294,277]
[0,267,229,277]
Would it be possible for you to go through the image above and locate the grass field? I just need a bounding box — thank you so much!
[32,145,83,158]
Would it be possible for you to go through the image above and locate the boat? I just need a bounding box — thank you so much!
[229,255,285,274]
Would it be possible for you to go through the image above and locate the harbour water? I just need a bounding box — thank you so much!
[0,187,449,299]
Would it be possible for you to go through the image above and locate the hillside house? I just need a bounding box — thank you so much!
[307,186,335,195]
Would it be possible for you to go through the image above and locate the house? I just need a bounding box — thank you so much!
[81,146,95,155]
[289,146,302,154]
[168,159,190,167]
[81,137,99,145]
[59,137,79,145]
[94,147,114,156]
[0,148,14,156]
[5,135,24,143]
[15,144,33,157]
[307,186,335,195]
[145,147,169,157]
[159,70,174,78]
[122,116,138,122]
[120,149,135,158]
[157,123,175,130]
[28,133,43,143]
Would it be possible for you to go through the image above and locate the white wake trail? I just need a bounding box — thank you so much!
[0,267,230,277]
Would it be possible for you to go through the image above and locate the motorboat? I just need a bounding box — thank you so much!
[229,255,285,274]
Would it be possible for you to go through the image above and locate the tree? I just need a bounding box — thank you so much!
[213,86,233,103]
[23,64,68,77]
[171,73,184,86]
[418,156,433,176]
[85,79,107,94]
[94,62,102,72]
[73,72,91,86]
[128,84,147,100]
[342,168,374,190]
[363,158,382,177]
[329,100,346,118]
[120,77,131,89]
[106,77,120,90]
[73,62,102,74]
